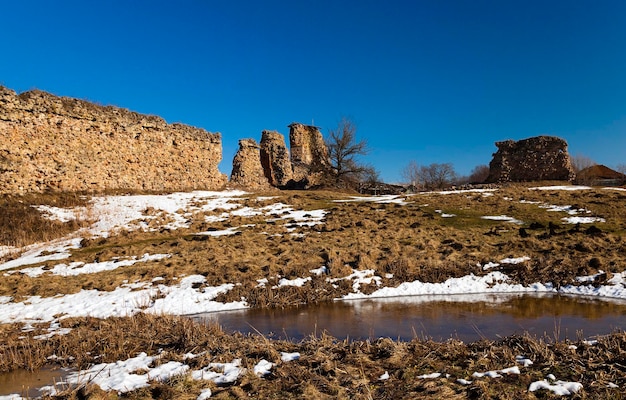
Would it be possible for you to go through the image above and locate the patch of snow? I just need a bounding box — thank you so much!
[342,271,553,300]
[429,189,498,195]
[529,379,583,395]
[191,359,243,384]
[482,262,500,271]
[481,215,523,224]
[0,275,246,325]
[576,271,605,283]
[500,256,530,264]
[583,339,598,346]
[457,378,472,385]
[274,277,311,288]
[335,195,409,204]
[253,359,274,376]
[64,352,158,393]
[281,352,300,362]
[562,216,605,224]
[530,186,592,191]
[515,355,533,367]
[196,227,240,236]
[378,371,390,380]
[310,266,329,276]
[197,388,213,399]
[0,238,82,272]
[34,205,81,223]
[15,253,171,277]
[472,366,519,379]
[417,372,441,379]
[331,269,382,293]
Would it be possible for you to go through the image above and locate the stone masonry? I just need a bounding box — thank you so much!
[259,130,293,187]
[0,86,226,193]
[230,138,271,190]
[288,123,329,187]
[486,135,576,183]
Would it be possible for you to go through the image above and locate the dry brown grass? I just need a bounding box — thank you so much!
[1,184,626,397]
[1,313,626,398]
[0,192,89,248]
[1,185,625,306]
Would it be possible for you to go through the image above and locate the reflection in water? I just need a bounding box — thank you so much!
[0,366,69,398]
[193,293,626,342]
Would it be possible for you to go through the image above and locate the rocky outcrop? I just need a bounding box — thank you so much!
[288,123,329,187]
[0,86,226,193]
[230,139,271,189]
[486,135,575,183]
[260,130,293,187]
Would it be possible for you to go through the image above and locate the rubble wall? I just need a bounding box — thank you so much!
[0,86,226,193]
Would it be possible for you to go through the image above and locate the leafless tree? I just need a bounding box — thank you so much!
[325,118,376,187]
[401,160,423,188]
[616,164,626,175]
[571,154,596,172]
[401,161,456,190]
[468,164,490,184]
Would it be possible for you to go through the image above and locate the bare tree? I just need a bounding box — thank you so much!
[401,160,423,188]
[325,118,375,187]
[468,164,490,184]
[421,163,456,190]
[571,154,596,172]
[616,164,626,175]
[401,161,456,190]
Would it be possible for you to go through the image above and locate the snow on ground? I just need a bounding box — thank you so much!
[0,238,82,272]
[0,275,246,325]
[10,253,171,278]
[562,216,606,224]
[2,189,625,397]
[481,215,523,224]
[529,185,592,191]
[334,195,410,204]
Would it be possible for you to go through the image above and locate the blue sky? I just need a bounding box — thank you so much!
[1,1,624,182]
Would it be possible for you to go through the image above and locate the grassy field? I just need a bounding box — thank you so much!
[1,184,625,398]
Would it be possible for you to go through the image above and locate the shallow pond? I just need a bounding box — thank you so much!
[0,366,69,398]
[193,293,626,342]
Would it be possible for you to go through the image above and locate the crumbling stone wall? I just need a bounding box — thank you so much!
[0,86,226,193]
[486,135,575,183]
[288,123,329,186]
[240,124,330,189]
[260,130,292,187]
[230,139,271,189]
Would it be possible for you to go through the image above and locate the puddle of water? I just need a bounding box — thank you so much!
[0,366,70,398]
[193,293,626,342]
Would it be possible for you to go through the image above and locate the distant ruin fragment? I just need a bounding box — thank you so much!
[230,139,271,189]
[486,136,575,183]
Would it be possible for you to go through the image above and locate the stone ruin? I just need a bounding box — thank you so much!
[230,123,330,189]
[0,86,226,193]
[486,135,576,183]
[260,130,293,187]
[229,139,271,190]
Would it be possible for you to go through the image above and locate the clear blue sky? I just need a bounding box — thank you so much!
[1,0,624,182]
